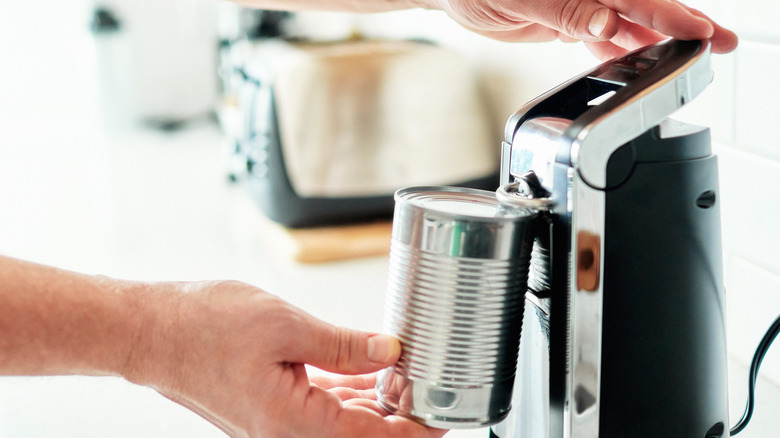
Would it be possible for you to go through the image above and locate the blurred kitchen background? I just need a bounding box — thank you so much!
[2,0,780,436]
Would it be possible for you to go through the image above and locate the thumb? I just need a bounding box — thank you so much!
[288,318,402,375]
[534,1,620,41]
[582,7,620,41]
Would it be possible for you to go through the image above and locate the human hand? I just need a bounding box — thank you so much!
[122,280,444,438]
[425,0,738,58]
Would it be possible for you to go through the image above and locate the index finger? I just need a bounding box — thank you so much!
[310,372,377,390]
[684,5,739,53]
[599,0,714,40]
[332,406,448,438]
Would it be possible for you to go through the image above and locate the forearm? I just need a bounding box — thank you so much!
[230,0,440,14]
[0,256,158,378]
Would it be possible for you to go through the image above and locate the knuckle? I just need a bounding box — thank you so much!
[554,0,590,37]
[333,328,362,369]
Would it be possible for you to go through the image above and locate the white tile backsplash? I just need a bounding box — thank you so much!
[734,41,780,160]
[727,258,780,385]
[725,0,780,42]
[718,146,780,273]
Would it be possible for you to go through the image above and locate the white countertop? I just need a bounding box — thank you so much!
[0,119,777,437]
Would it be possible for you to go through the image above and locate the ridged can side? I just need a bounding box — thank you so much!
[376,186,536,428]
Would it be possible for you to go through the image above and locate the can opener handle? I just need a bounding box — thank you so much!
[502,39,713,190]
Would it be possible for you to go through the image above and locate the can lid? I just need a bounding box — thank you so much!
[395,186,532,221]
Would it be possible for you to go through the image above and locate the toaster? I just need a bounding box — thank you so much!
[230,38,500,227]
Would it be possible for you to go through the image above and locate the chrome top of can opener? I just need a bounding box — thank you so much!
[501,39,713,191]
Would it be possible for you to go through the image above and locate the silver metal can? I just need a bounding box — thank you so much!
[376,186,537,428]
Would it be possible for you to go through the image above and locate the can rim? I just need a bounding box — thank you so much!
[394,186,533,222]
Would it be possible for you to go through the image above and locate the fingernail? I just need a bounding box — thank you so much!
[589,8,610,38]
[367,335,400,363]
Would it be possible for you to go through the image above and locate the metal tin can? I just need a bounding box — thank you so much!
[376,186,537,428]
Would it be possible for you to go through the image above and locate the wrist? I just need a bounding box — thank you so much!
[115,280,182,389]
